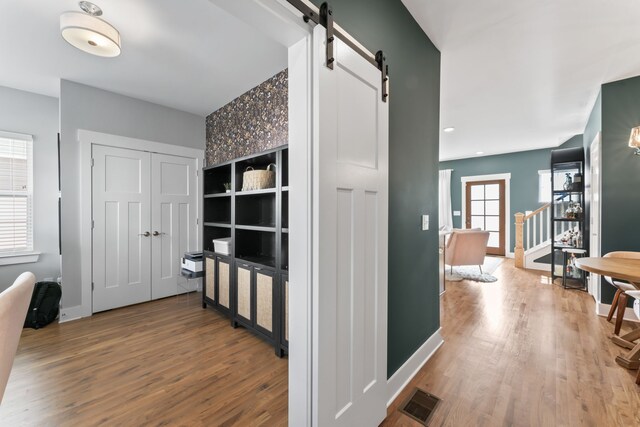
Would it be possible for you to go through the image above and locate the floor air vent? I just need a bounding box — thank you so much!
[399,388,441,425]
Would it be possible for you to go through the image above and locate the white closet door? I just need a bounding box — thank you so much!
[313,26,389,427]
[150,153,198,299]
[92,145,151,312]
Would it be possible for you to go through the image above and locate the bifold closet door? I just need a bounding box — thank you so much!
[150,153,198,299]
[92,145,151,312]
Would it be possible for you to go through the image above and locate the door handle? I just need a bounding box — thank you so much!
[139,231,150,237]
[152,231,165,236]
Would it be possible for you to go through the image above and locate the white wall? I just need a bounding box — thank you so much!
[0,86,60,289]
[59,80,205,311]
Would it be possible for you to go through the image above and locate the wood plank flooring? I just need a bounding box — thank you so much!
[383,259,640,427]
[2,260,639,426]
[0,295,288,426]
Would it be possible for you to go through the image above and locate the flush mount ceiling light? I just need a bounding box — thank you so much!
[629,126,640,156]
[443,127,455,133]
[476,151,484,155]
[60,1,121,58]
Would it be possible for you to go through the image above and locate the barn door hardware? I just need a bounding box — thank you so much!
[375,50,389,102]
[319,3,334,69]
[285,0,389,102]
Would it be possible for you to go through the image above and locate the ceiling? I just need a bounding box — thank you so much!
[0,0,287,116]
[402,0,640,161]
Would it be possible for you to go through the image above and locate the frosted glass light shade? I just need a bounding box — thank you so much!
[60,12,121,57]
[629,126,640,155]
[630,126,640,148]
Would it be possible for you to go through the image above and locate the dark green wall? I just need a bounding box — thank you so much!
[440,135,583,252]
[596,79,640,304]
[309,0,441,377]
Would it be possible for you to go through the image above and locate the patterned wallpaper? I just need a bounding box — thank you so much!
[205,69,288,165]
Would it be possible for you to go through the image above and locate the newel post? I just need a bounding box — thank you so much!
[514,212,525,268]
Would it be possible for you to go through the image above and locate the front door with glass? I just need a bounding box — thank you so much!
[465,180,506,256]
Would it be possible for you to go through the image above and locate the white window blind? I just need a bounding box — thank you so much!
[538,169,551,203]
[0,133,33,254]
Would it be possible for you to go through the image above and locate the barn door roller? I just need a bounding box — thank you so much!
[286,0,389,102]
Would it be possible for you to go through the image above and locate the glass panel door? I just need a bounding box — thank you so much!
[465,180,506,256]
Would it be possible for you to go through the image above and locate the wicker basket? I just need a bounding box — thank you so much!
[242,164,276,191]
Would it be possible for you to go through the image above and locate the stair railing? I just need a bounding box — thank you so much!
[515,203,551,268]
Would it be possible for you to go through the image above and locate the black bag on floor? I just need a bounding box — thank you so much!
[24,281,62,329]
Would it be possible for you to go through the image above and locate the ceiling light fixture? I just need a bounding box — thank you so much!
[60,1,121,58]
[629,126,640,156]
[476,151,484,155]
[443,127,455,133]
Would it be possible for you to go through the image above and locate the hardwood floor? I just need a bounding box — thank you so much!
[0,295,288,426]
[3,260,639,426]
[383,259,640,427]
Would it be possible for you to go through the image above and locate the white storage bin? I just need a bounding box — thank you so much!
[213,237,232,255]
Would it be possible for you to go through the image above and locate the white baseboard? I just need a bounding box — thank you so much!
[595,302,639,323]
[59,305,85,323]
[524,261,551,272]
[506,252,514,259]
[387,328,444,407]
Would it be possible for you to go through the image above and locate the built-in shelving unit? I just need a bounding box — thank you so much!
[550,147,587,289]
[202,146,289,356]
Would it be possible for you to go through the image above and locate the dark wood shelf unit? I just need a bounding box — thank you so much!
[202,146,289,357]
[550,147,587,289]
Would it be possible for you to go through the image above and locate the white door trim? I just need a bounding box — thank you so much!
[589,133,602,302]
[209,2,315,425]
[460,173,512,257]
[78,129,204,318]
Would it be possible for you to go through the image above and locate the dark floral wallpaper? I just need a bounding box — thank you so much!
[205,69,288,165]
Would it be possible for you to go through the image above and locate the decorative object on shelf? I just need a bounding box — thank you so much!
[559,229,580,247]
[561,248,587,290]
[242,164,276,191]
[60,1,121,58]
[213,237,232,255]
[572,172,583,190]
[563,173,573,191]
[629,126,640,156]
[223,182,231,193]
[564,202,583,220]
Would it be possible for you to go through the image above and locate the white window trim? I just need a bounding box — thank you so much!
[0,130,33,142]
[460,173,512,258]
[0,251,40,266]
[538,169,551,203]
[0,130,36,263]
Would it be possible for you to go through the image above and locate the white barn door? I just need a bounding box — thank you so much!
[92,145,151,312]
[313,25,389,427]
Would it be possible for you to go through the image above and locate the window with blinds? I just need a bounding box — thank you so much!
[0,134,33,254]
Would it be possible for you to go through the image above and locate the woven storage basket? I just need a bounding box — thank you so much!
[242,164,276,191]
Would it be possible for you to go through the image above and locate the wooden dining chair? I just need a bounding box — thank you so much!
[0,272,36,403]
[604,252,640,335]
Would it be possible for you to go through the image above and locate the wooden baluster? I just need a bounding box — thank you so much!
[515,213,525,268]
[533,214,537,248]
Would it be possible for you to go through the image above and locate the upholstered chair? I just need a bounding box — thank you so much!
[444,230,490,274]
[0,272,36,403]
[604,252,640,335]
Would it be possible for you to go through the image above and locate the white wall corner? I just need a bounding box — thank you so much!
[59,305,84,323]
[387,328,444,407]
[595,302,639,323]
